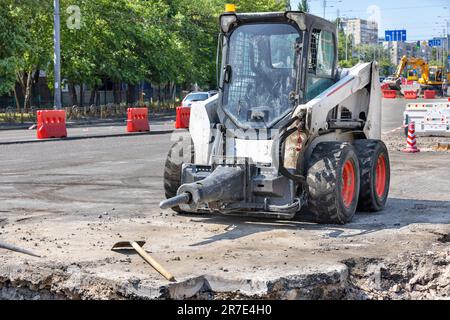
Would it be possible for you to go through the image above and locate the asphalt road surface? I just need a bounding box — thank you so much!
[0,99,450,300]
[0,121,174,144]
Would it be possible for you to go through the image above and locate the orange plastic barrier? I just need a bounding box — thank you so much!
[175,107,191,129]
[37,110,67,139]
[127,108,150,132]
[404,91,418,100]
[423,90,436,99]
[382,90,397,99]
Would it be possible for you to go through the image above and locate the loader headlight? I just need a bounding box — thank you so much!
[220,14,237,33]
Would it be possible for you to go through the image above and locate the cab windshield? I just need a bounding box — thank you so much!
[222,23,300,128]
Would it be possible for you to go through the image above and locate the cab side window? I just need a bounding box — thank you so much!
[306,29,336,101]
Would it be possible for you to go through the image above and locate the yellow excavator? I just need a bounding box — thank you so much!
[385,56,428,90]
[385,55,447,93]
[420,65,445,90]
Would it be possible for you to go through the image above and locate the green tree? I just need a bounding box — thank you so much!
[1,0,293,107]
[379,57,394,77]
[337,30,357,67]
[1,1,53,111]
[57,0,180,105]
[297,0,309,12]
[228,0,285,13]
[0,4,25,96]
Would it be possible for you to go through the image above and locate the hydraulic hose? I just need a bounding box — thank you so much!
[266,198,302,213]
[277,118,307,185]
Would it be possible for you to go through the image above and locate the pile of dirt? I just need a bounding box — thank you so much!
[344,247,450,300]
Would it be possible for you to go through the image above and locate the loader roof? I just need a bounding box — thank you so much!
[220,11,336,34]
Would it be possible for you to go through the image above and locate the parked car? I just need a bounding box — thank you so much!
[181,91,217,107]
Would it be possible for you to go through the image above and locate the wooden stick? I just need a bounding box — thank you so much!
[131,242,175,282]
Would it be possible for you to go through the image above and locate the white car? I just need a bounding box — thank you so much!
[181,92,217,107]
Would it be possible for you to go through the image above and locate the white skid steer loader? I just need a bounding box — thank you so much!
[160,9,391,225]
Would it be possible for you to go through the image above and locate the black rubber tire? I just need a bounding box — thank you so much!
[306,142,361,225]
[163,136,194,213]
[353,140,390,212]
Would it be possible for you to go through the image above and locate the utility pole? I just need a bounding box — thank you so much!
[323,0,327,18]
[336,9,340,46]
[336,9,340,33]
[447,6,450,71]
[345,34,348,61]
[53,0,62,110]
[443,28,446,69]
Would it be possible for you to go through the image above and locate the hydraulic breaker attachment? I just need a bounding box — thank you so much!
[159,166,245,211]
[159,193,191,210]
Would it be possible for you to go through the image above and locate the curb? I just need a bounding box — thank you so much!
[0,119,176,131]
[0,130,174,146]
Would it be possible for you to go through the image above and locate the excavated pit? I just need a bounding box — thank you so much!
[2,245,450,300]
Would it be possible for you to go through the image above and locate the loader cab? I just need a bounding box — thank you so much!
[218,11,338,130]
[429,66,443,83]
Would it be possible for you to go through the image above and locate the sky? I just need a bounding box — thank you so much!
[290,0,450,41]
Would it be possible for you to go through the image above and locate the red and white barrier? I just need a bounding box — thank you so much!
[403,122,420,153]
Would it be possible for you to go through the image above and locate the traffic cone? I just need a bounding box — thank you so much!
[403,122,420,153]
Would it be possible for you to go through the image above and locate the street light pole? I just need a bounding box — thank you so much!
[345,33,348,61]
[53,0,62,110]
[443,28,446,69]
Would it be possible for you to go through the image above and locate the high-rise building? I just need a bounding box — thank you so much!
[383,38,447,67]
[341,18,379,46]
[382,41,412,65]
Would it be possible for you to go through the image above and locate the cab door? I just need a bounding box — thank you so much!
[305,28,337,101]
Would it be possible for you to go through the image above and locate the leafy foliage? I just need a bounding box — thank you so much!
[1,0,394,103]
[297,0,309,12]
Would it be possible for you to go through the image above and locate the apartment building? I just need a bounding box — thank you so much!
[341,18,379,46]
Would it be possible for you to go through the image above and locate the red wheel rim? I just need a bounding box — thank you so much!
[375,155,387,199]
[342,160,356,208]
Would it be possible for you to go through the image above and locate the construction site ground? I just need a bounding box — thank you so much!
[1,98,450,300]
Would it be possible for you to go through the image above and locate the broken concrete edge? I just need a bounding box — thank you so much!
[167,264,350,300]
[0,130,175,146]
[2,249,450,300]
[0,261,350,300]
